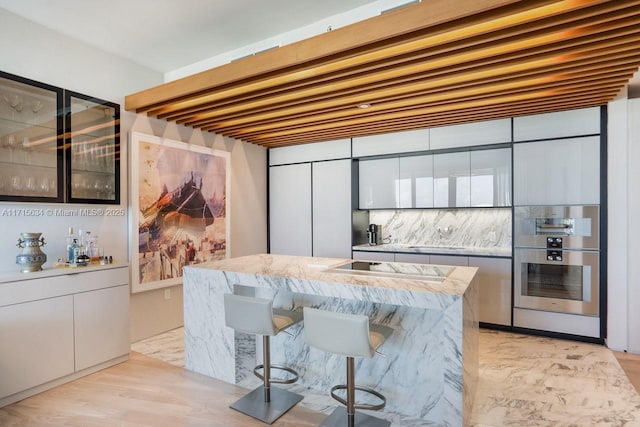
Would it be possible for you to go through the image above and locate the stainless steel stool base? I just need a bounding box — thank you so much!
[229,385,303,425]
[320,406,391,427]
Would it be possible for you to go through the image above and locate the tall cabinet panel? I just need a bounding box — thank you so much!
[313,160,352,258]
[269,163,312,256]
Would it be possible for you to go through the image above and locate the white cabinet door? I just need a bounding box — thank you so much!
[394,253,431,264]
[513,136,600,206]
[399,155,434,208]
[313,160,352,258]
[470,148,512,207]
[74,284,130,371]
[430,255,469,266]
[352,250,395,262]
[433,152,470,208]
[0,296,74,398]
[468,257,512,326]
[269,163,312,256]
[358,158,400,209]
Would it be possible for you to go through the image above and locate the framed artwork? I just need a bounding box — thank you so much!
[130,132,230,293]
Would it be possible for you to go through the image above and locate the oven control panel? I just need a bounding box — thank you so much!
[547,237,563,261]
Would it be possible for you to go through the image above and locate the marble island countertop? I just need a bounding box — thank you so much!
[353,242,512,257]
[188,253,477,298]
[183,253,479,425]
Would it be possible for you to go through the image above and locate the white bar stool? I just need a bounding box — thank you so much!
[224,293,304,424]
[303,307,393,427]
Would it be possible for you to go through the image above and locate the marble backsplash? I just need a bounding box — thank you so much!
[368,208,511,249]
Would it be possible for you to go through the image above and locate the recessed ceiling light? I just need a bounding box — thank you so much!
[358,103,371,109]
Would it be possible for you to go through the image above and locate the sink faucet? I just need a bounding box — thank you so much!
[437,226,454,239]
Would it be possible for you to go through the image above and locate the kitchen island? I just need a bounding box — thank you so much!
[183,254,478,426]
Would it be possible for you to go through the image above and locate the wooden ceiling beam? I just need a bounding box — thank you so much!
[123,0,640,147]
[152,2,640,122]
[252,94,612,147]
[213,71,630,138]
[195,50,639,132]
[177,21,640,127]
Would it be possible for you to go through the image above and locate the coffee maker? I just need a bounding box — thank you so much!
[367,224,381,246]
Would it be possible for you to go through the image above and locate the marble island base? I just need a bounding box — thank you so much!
[183,254,479,426]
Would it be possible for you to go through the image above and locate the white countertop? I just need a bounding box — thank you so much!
[353,243,512,257]
[0,262,129,284]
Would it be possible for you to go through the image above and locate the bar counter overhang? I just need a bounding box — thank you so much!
[183,254,478,426]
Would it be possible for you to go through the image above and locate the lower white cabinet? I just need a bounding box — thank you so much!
[394,253,431,263]
[468,257,512,326]
[0,265,130,407]
[430,255,469,266]
[352,250,395,262]
[74,284,130,371]
[0,296,74,398]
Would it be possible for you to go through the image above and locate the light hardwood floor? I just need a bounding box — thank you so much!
[0,352,325,427]
[615,351,640,393]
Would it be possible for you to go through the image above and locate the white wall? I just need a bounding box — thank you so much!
[0,8,268,342]
[606,87,640,352]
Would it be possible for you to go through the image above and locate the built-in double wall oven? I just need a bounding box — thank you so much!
[513,205,600,337]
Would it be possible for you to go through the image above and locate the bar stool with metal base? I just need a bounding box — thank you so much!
[224,293,304,424]
[303,307,393,427]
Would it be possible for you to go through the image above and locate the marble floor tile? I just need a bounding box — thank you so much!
[132,327,640,426]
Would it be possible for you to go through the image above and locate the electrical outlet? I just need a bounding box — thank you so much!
[164,289,171,300]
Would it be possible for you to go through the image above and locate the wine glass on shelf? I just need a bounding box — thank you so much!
[25,176,37,194]
[38,176,50,196]
[10,176,23,195]
[6,135,18,162]
[22,136,32,164]
[31,100,44,114]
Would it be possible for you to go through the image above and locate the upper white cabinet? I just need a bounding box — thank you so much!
[269,139,351,165]
[359,148,511,209]
[513,136,600,206]
[434,152,471,208]
[399,155,434,208]
[353,128,429,157]
[430,118,511,149]
[269,163,312,256]
[312,160,352,258]
[358,157,400,209]
[513,107,600,141]
[470,148,512,207]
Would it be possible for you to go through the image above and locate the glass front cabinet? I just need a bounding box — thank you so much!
[65,91,120,204]
[0,71,120,204]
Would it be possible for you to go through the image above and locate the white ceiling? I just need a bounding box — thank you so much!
[0,0,378,74]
